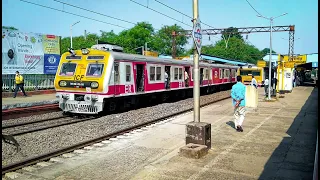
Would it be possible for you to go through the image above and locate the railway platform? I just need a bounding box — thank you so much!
[7,86,318,180]
[2,93,57,110]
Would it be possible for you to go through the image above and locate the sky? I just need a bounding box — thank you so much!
[2,0,318,55]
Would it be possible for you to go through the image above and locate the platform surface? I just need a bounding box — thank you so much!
[8,86,318,180]
[2,93,57,110]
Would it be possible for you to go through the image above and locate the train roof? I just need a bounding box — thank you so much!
[110,51,239,69]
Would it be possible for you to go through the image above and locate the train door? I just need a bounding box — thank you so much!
[165,66,171,89]
[114,62,120,95]
[185,66,190,87]
[135,64,145,92]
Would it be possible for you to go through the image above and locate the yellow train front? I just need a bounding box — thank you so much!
[54,48,112,114]
[238,66,264,86]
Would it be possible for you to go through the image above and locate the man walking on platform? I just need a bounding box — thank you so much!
[13,71,27,98]
[231,76,246,132]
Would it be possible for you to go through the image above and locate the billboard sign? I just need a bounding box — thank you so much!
[2,29,60,74]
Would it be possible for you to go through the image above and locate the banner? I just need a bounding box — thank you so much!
[43,35,60,54]
[2,29,44,74]
[44,54,60,74]
[2,29,61,74]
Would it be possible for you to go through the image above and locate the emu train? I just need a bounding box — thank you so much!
[54,44,239,114]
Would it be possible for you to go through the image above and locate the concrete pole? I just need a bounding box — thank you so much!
[193,0,200,122]
[268,19,273,100]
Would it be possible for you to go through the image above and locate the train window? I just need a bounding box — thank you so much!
[156,67,162,81]
[174,68,178,80]
[126,65,131,82]
[60,63,77,76]
[114,63,119,83]
[252,71,260,76]
[219,69,222,79]
[179,68,183,80]
[226,69,230,78]
[86,64,104,77]
[205,69,210,80]
[150,66,155,81]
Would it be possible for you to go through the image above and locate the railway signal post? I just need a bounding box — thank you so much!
[183,0,212,157]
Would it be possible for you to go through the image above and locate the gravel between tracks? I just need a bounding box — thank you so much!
[2,90,230,166]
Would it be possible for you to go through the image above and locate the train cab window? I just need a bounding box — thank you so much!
[156,67,161,80]
[86,64,104,77]
[126,65,131,82]
[174,68,178,80]
[150,66,156,81]
[178,68,183,80]
[219,69,222,79]
[60,63,77,76]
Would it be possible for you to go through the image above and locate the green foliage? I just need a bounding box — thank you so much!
[59,22,189,56]
[151,24,189,56]
[2,26,18,30]
[221,27,243,41]
[261,48,277,55]
[201,37,264,64]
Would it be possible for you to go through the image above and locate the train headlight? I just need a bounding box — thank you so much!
[59,81,67,87]
[81,48,90,55]
[91,82,99,88]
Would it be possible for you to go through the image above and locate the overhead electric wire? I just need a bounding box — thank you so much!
[129,0,192,28]
[53,0,161,31]
[19,0,128,29]
[245,0,263,16]
[153,0,216,30]
[53,0,136,25]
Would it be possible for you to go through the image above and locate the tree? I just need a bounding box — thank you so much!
[152,24,189,56]
[117,22,155,53]
[201,37,263,64]
[60,33,99,54]
[261,48,277,55]
[2,26,18,30]
[221,27,243,41]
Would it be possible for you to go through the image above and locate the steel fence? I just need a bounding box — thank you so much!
[2,74,55,92]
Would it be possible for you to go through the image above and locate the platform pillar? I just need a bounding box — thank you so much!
[185,122,211,149]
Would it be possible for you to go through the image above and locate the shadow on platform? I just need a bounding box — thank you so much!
[259,88,318,179]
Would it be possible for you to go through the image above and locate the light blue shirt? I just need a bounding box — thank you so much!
[231,82,246,107]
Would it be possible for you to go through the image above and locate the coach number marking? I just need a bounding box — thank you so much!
[74,75,84,81]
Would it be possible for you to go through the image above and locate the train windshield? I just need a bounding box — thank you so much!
[86,64,104,77]
[240,70,260,76]
[60,63,77,76]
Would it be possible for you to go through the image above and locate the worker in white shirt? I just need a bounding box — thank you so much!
[251,75,257,89]
[164,70,169,89]
[264,78,269,96]
[184,70,189,87]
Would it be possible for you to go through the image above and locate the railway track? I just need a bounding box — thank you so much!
[2,104,60,120]
[2,94,231,175]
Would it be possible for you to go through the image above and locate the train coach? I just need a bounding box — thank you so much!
[54,44,239,114]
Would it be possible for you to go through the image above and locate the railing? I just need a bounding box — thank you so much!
[2,74,55,92]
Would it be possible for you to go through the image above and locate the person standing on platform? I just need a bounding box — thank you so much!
[251,75,258,89]
[184,70,189,87]
[264,78,269,96]
[231,76,246,132]
[13,71,27,98]
[164,70,169,89]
